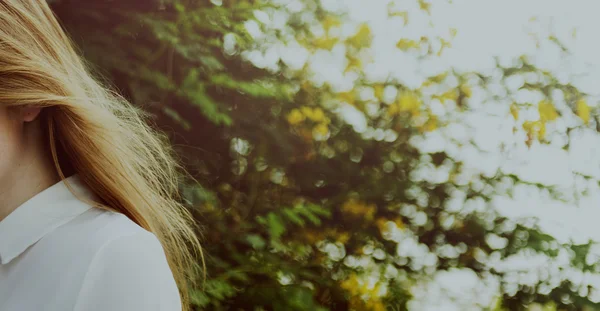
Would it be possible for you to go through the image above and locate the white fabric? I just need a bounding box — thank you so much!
[0,175,182,311]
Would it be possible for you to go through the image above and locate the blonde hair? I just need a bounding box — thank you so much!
[0,0,203,308]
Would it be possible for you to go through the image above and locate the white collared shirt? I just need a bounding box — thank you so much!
[0,175,182,311]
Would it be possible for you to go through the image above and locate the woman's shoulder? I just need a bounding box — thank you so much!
[65,208,182,310]
[61,206,170,275]
[41,205,171,272]
[10,202,182,310]
[75,207,152,247]
[44,205,152,257]
[82,209,166,267]
[79,207,163,260]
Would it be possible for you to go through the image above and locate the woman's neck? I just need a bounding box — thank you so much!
[0,123,59,222]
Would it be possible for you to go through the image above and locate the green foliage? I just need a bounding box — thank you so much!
[50,0,600,310]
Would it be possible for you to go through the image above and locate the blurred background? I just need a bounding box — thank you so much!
[48,0,600,310]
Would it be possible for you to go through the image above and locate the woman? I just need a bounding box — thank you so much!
[0,1,202,310]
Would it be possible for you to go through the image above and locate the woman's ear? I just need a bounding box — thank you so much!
[21,107,42,122]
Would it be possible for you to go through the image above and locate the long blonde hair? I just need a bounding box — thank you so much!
[0,0,203,308]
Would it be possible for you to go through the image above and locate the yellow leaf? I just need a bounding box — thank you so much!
[312,123,329,137]
[523,120,545,140]
[314,36,339,50]
[396,38,420,51]
[341,198,377,221]
[336,232,351,244]
[419,0,431,13]
[323,16,342,32]
[510,103,519,120]
[359,282,370,296]
[286,109,305,125]
[345,55,362,73]
[387,103,399,116]
[397,91,421,115]
[304,107,325,122]
[394,217,404,229]
[389,10,409,25]
[437,38,452,56]
[422,72,448,87]
[539,122,546,138]
[347,23,372,49]
[577,98,591,124]
[372,302,386,311]
[338,91,356,105]
[439,89,458,102]
[373,84,385,100]
[303,230,324,244]
[300,106,314,118]
[421,116,438,132]
[490,296,505,311]
[340,274,360,291]
[538,100,558,121]
[312,108,326,122]
[301,81,313,92]
[450,28,458,38]
[375,217,389,233]
[460,84,472,98]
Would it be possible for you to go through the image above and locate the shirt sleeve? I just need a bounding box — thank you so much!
[74,231,182,311]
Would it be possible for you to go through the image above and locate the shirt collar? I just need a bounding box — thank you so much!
[0,175,95,265]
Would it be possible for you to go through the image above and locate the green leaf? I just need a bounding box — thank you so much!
[205,279,237,300]
[223,269,250,282]
[246,234,267,250]
[179,69,232,125]
[306,204,331,217]
[162,107,192,130]
[209,73,294,101]
[281,208,305,226]
[190,289,211,307]
[266,213,286,239]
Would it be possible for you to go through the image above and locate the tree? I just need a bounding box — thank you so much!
[50,0,600,310]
